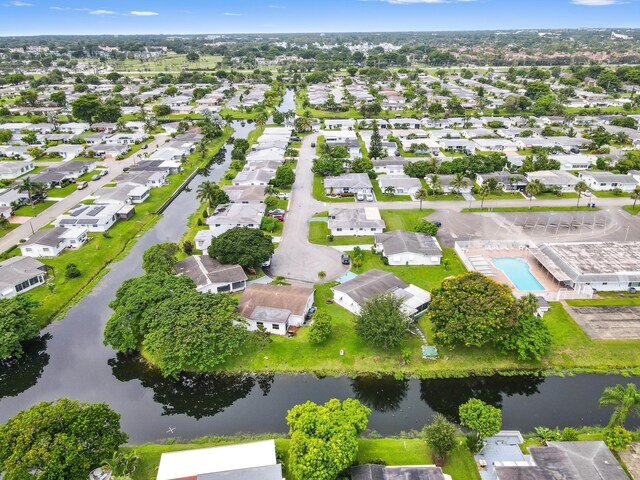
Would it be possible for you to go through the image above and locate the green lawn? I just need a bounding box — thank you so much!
[372,180,412,202]
[462,206,597,213]
[566,298,640,307]
[121,137,154,159]
[309,220,374,246]
[127,437,479,480]
[591,190,630,198]
[13,201,55,217]
[623,205,640,215]
[0,223,18,238]
[48,183,77,198]
[312,175,355,203]
[536,191,579,199]
[379,209,435,231]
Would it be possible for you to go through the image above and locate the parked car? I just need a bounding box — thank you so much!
[310,142,316,148]
[122,167,130,172]
[91,174,101,181]
[142,144,148,150]
[286,327,297,338]
[432,220,442,228]
[99,169,108,177]
[262,257,272,268]
[276,192,289,200]
[341,254,351,265]
[356,193,365,201]
[77,181,88,190]
[365,193,374,202]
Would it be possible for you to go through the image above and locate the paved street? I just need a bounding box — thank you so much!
[0,134,169,253]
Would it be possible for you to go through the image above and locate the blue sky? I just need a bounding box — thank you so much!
[1,0,638,36]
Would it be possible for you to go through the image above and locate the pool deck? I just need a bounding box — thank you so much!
[465,247,563,295]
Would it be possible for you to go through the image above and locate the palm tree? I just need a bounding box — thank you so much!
[450,173,468,196]
[574,180,589,208]
[525,180,543,210]
[428,174,441,196]
[196,139,208,160]
[479,183,491,209]
[599,383,640,427]
[19,178,45,208]
[285,148,297,161]
[318,271,327,281]
[196,181,220,214]
[255,112,268,128]
[415,188,428,211]
[631,187,640,211]
[384,186,395,197]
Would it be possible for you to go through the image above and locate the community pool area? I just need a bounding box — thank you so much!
[492,257,545,291]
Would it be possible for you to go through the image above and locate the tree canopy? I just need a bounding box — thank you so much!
[208,227,274,269]
[422,414,459,462]
[355,292,411,349]
[0,398,128,480]
[459,398,502,439]
[142,242,179,275]
[0,296,39,360]
[287,398,370,480]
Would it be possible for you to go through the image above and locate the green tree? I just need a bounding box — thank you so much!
[449,172,468,195]
[141,243,179,275]
[50,90,67,106]
[574,180,589,208]
[0,296,39,359]
[422,414,459,463]
[71,94,102,123]
[273,165,295,188]
[630,187,640,210]
[101,451,140,477]
[429,272,514,348]
[272,111,285,125]
[459,398,502,439]
[208,227,274,269]
[414,220,439,236]
[415,188,428,211]
[287,399,370,480]
[604,426,633,451]
[196,181,229,213]
[0,129,12,143]
[0,399,128,480]
[478,183,491,209]
[18,178,45,208]
[355,292,411,349]
[152,104,171,117]
[525,179,543,209]
[65,263,81,279]
[308,310,332,345]
[369,120,384,159]
[599,383,640,427]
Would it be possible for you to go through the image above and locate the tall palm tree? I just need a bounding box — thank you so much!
[574,180,589,208]
[415,188,428,211]
[196,139,209,160]
[428,174,441,196]
[599,383,640,427]
[19,178,45,208]
[630,186,640,211]
[450,173,468,195]
[479,183,491,209]
[525,180,543,210]
[255,112,268,128]
[196,181,220,214]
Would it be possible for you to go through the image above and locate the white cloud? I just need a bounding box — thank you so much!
[268,4,285,8]
[11,1,32,6]
[129,10,159,16]
[571,0,621,4]
[89,9,116,15]
[224,12,243,15]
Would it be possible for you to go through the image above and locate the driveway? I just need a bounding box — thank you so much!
[269,133,348,284]
[0,133,169,254]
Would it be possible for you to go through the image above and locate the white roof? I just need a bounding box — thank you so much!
[156,440,277,480]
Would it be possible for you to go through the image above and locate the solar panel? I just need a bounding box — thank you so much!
[87,206,105,216]
[70,205,89,217]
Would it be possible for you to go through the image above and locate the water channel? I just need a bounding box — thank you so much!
[0,89,635,444]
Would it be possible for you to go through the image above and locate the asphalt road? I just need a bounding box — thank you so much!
[0,134,169,254]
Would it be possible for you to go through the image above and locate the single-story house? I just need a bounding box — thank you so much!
[0,161,34,180]
[93,184,151,205]
[58,122,89,135]
[0,205,11,219]
[0,256,48,298]
[156,440,283,480]
[44,144,85,160]
[578,171,639,192]
[430,174,473,193]
[324,173,373,196]
[87,143,129,158]
[324,119,356,130]
[205,203,266,237]
[525,170,579,193]
[473,138,521,152]
[175,255,247,293]
[116,171,167,189]
[377,174,421,197]
[331,269,430,317]
[232,169,274,186]
[237,284,314,335]
[476,172,528,192]
[372,157,409,175]
[352,464,449,480]
[222,184,267,204]
[19,226,87,258]
[549,154,596,171]
[54,203,122,232]
[375,230,442,266]
[439,139,476,155]
[105,133,147,145]
[328,207,385,236]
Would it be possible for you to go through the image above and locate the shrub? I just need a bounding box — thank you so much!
[65,263,81,279]
[604,426,633,451]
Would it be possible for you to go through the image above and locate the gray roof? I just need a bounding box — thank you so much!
[378,175,421,189]
[325,173,373,190]
[22,227,68,248]
[249,306,291,324]
[238,284,314,319]
[332,269,408,306]
[174,255,246,288]
[375,230,442,257]
[581,171,638,184]
[0,256,46,289]
[540,441,628,480]
[328,207,385,231]
[351,464,446,480]
[198,464,283,480]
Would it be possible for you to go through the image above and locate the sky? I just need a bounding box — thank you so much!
[0,0,638,36]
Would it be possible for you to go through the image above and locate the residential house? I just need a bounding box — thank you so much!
[105,133,147,145]
[19,226,87,258]
[372,157,409,175]
[375,230,442,266]
[324,119,356,130]
[440,139,476,155]
[195,203,267,249]
[377,174,421,197]
[332,269,430,317]
[476,172,528,192]
[328,207,385,236]
[473,138,520,152]
[579,171,639,192]
[352,464,448,480]
[45,144,84,160]
[549,154,596,171]
[57,122,90,135]
[232,169,274,186]
[222,185,267,204]
[87,143,129,159]
[156,440,283,480]
[0,161,34,180]
[117,171,167,189]
[0,256,48,298]
[54,203,122,232]
[93,184,151,205]
[175,255,247,293]
[237,284,314,335]
[526,170,579,193]
[324,173,373,196]
[430,174,473,194]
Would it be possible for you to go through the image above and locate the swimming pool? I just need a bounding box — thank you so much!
[492,257,545,291]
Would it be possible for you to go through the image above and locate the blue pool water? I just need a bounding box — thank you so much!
[492,257,545,291]
[336,271,358,284]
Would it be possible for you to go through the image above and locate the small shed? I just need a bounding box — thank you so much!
[422,345,439,360]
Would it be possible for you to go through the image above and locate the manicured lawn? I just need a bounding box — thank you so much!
[536,192,578,199]
[429,194,466,201]
[567,298,640,307]
[48,183,77,198]
[309,220,374,246]
[121,137,154,159]
[591,190,630,198]
[379,209,435,231]
[128,437,479,480]
[0,223,18,238]
[623,205,640,215]
[462,206,597,213]
[312,174,354,203]
[13,201,55,217]
[372,180,412,202]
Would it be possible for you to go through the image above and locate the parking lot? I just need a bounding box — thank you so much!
[563,304,640,340]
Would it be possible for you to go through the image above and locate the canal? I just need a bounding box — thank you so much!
[0,92,634,444]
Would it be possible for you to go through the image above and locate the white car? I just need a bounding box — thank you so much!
[356,193,365,201]
[366,193,374,202]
